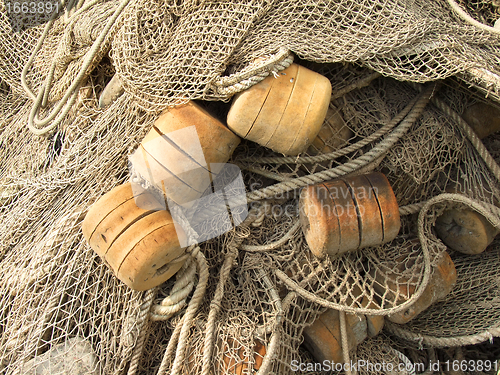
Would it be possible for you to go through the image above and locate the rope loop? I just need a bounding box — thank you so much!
[209,48,294,96]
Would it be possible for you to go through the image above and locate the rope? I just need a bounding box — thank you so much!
[127,288,157,375]
[339,311,354,375]
[255,268,282,375]
[150,256,197,321]
[399,202,426,216]
[429,94,500,182]
[240,92,419,165]
[245,83,438,203]
[201,210,259,375]
[331,71,382,101]
[240,219,300,252]
[200,232,246,375]
[274,183,451,316]
[168,246,209,375]
[446,0,500,35]
[386,193,500,348]
[210,48,294,96]
[385,320,500,348]
[391,348,417,375]
[22,0,131,136]
[156,313,186,375]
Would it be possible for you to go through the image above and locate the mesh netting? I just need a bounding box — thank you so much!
[1,0,500,374]
[386,237,500,348]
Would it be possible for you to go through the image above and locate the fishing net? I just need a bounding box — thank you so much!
[1,0,500,374]
[386,237,500,349]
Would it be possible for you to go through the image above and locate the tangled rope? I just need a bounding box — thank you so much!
[149,255,196,321]
[446,0,500,35]
[385,193,500,348]
[274,184,449,316]
[254,267,283,375]
[209,48,294,96]
[22,0,130,136]
[127,288,157,375]
[385,320,499,348]
[156,246,209,375]
[245,82,438,203]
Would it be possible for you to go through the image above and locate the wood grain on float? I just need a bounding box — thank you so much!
[227,63,331,156]
[300,172,400,259]
[136,101,240,205]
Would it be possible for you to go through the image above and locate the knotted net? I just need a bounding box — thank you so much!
[1,0,500,374]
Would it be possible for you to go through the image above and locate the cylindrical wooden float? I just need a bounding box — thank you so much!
[130,101,241,206]
[302,309,367,364]
[82,183,187,290]
[371,242,457,324]
[227,63,332,156]
[435,208,499,255]
[299,172,400,259]
[434,179,499,255]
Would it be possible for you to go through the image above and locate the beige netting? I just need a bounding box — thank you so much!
[2,0,500,374]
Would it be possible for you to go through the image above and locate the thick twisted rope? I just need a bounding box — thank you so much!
[386,193,500,348]
[127,288,157,375]
[156,310,187,375]
[166,246,209,375]
[245,83,438,203]
[385,320,499,348]
[149,255,197,321]
[339,311,354,375]
[446,0,500,35]
[148,201,201,322]
[22,0,130,136]
[210,48,294,96]
[399,202,426,216]
[255,268,283,375]
[240,91,419,165]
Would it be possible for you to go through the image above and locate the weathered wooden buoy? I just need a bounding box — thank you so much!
[434,179,500,255]
[227,63,332,156]
[435,208,499,255]
[299,172,400,259]
[82,183,187,291]
[130,101,241,206]
[372,243,457,324]
[462,102,500,139]
[302,309,367,364]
